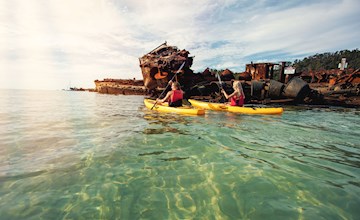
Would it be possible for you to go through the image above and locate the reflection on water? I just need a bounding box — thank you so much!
[0,90,359,219]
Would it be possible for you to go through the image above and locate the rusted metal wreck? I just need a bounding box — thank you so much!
[94,42,359,107]
[137,43,312,104]
[139,42,195,91]
[94,78,146,95]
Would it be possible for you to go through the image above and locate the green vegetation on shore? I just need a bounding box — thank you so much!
[199,49,360,75]
[293,49,360,72]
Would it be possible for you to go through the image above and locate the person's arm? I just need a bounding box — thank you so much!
[240,90,245,99]
[239,84,245,98]
[157,91,172,103]
[221,89,236,99]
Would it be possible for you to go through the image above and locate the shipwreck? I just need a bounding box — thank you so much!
[137,42,313,103]
[138,42,197,91]
[94,42,359,107]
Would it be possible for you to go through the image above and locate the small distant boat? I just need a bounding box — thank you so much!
[188,99,283,115]
[144,99,205,116]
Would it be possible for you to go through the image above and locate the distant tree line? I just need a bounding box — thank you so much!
[199,49,360,75]
[293,49,360,73]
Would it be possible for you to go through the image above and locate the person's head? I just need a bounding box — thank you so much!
[172,82,181,90]
[232,81,243,93]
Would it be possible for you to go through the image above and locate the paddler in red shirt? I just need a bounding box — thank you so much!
[221,80,245,106]
[156,81,184,107]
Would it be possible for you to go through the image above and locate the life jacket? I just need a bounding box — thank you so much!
[230,95,244,106]
[171,90,183,102]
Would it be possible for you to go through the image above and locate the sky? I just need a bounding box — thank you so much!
[0,0,359,90]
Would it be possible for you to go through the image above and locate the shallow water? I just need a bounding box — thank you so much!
[0,90,359,219]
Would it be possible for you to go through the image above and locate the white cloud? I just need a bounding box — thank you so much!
[240,0,360,54]
[0,0,359,89]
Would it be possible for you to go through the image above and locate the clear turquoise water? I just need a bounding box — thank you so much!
[0,89,359,219]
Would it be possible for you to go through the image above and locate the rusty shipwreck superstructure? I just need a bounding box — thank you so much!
[139,42,195,90]
[136,43,312,103]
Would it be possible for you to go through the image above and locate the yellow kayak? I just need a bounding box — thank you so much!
[188,99,283,115]
[144,99,205,116]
